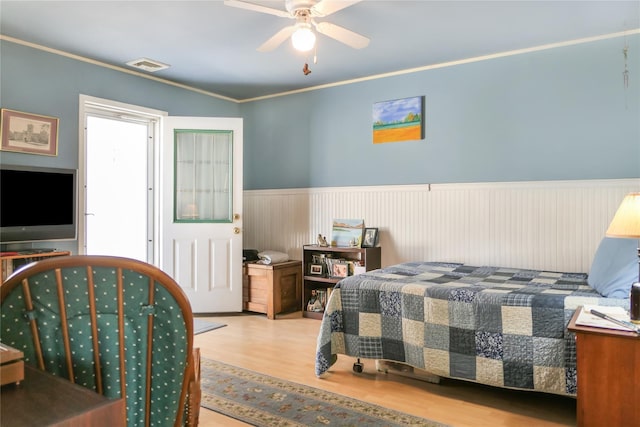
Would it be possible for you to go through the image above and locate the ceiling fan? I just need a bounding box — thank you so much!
[223,0,369,52]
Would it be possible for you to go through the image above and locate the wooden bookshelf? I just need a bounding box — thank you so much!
[301,245,381,319]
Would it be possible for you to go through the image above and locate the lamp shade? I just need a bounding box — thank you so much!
[606,192,640,238]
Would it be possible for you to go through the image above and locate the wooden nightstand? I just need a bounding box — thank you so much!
[243,261,301,319]
[568,306,640,427]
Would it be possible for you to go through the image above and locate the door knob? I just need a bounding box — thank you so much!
[234,213,240,220]
[233,227,241,234]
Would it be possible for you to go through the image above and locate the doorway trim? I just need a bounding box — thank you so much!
[78,95,167,263]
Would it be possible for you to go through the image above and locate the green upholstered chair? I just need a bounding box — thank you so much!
[0,255,200,427]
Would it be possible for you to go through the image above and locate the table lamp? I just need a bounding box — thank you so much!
[606,192,640,322]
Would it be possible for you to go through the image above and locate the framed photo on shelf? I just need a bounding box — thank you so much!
[1,109,59,156]
[331,263,348,278]
[362,228,379,248]
[307,289,324,312]
[309,263,324,275]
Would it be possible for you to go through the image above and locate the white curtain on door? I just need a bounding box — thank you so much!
[175,131,232,222]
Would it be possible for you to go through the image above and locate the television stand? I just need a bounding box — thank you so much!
[1,250,71,282]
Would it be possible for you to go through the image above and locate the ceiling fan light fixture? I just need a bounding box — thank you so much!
[291,25,316,52]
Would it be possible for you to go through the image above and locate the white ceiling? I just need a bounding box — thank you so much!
[1,1,638,101]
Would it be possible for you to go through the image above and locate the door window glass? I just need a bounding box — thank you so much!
[174,130,232,222]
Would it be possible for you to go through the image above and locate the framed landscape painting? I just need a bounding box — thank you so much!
[372,96,424,144]
[330,219,364,247]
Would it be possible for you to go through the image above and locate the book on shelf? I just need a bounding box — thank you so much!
[317,289,327,308]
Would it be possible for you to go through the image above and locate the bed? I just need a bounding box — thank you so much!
[315,238,637,396]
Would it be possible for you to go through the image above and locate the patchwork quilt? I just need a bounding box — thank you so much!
[315,262,629,396]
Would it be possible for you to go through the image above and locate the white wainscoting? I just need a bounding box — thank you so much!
[243,179,639,273]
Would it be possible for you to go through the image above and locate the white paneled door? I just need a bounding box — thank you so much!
[161,117,243,313]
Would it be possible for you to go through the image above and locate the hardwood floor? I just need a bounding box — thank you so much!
[194,312,576,427]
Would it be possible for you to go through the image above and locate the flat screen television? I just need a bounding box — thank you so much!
[0,164,77,244]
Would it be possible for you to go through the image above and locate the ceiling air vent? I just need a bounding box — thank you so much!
[126,58,170,72]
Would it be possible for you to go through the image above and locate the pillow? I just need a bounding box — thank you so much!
[257,250,289,265]
[588,237,638,298]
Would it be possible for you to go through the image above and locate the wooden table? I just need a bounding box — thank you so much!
[1,364,125,427]
[568,306,640,427]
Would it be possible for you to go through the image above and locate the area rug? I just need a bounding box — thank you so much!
[194,319,226,335]
[200,358,448,427]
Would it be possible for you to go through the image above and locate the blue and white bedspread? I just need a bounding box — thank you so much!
[315,262,629,396]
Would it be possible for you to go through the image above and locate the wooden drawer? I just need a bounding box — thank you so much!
[243,260,301,319]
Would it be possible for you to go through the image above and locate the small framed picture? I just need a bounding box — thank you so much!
[1,109,59,156]
[331,263,348,278]
[309,264,324,275]
[362,228,379,248]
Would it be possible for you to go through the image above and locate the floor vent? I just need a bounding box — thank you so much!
[126,58,170,72]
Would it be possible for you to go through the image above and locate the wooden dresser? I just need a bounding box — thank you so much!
[243,260,302,319]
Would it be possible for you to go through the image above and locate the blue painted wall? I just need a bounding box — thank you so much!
[2,35,639,193]
[0,40,239,172]
[242,35,640,189]
[0,40,239,250]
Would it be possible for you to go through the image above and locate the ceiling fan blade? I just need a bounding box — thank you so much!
[257,25,297,52]
[311,0,362,17]
[223,0,291,18]
[314,21,369,49]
